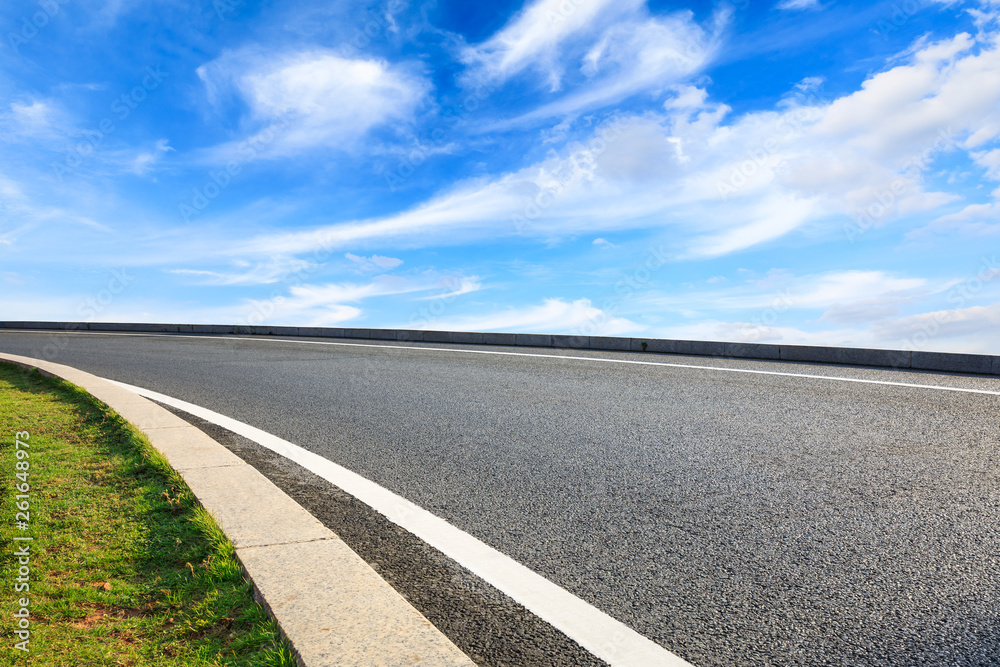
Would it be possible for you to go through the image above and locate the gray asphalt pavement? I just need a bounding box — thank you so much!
[2,330,999,666]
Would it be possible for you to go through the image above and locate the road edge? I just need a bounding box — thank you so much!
[3,321,998,376]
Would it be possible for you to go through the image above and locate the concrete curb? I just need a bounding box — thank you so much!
[0,352,476,667]
[4,321,999,376]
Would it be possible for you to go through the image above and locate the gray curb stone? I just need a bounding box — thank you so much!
[483,332,516,346]
[515,333,552,347]
[724,342,781,360]
[590,336,631,351]
[551,335,589,349]
[911,351,992,374]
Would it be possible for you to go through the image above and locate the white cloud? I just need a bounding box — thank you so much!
[777,0,821,10]
[0,99,69,143]
[232,173,528,256]
[285,279,412,305]
[813,32,992,154]
[214,20,1000,261]
[3,273,466,329]
[345,253,404,272]
[462,0,642,89]
[796,271,928,309]
[237,275,428,327]
[652,307,1000,352]
[129,139,173,176]
[655,319,878,347]
[968,2,1000,30]
[0,172,113,248]
[907,202,1000,240]
[464,0,726,122]
[635,269,930,316]
[9,101,55,132]
[413,297,644,335]
[236,272,482,326]
[664,84,709,110]
[871,300,1000,352]
[517,11,725,122]
[168,256,315,285]
[972,147,1000,179]
[684,194,818,258]
[415,277,483,300]
[637,264,1000,353]
[198,48,429,156]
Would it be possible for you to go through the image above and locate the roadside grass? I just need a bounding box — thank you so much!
[0,362,296,666]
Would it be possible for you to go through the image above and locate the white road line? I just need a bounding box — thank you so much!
[8,329,1000,397]
[108,378,694,667]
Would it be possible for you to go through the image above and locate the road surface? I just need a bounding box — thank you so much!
[2,330,998,666]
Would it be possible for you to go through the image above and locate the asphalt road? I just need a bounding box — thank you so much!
[3,330,999,666]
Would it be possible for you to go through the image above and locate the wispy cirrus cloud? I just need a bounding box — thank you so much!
[243,273,480,326]
[129,138,173,176]
[777,0,822,11]
[906,202,1000,240]
[415,276,482,300]
[634,269,931,315]
[345,253,404,272]
[460,0,643,89]
[462,0,728,123]
[412,297,644,335]
[168,256,315,286]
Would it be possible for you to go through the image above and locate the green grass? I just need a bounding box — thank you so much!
[0,362,297,666]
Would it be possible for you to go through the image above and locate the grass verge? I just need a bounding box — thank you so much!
[0,362,296,666]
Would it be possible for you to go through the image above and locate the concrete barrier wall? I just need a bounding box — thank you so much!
[2,321,998,376]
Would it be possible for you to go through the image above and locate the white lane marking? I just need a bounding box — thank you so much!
[11,329,1000,397]
[108,378,693,667]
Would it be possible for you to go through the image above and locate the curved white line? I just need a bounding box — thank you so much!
[108,378,695,667]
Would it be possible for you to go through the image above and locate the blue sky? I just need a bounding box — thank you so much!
[2,0,999,353]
